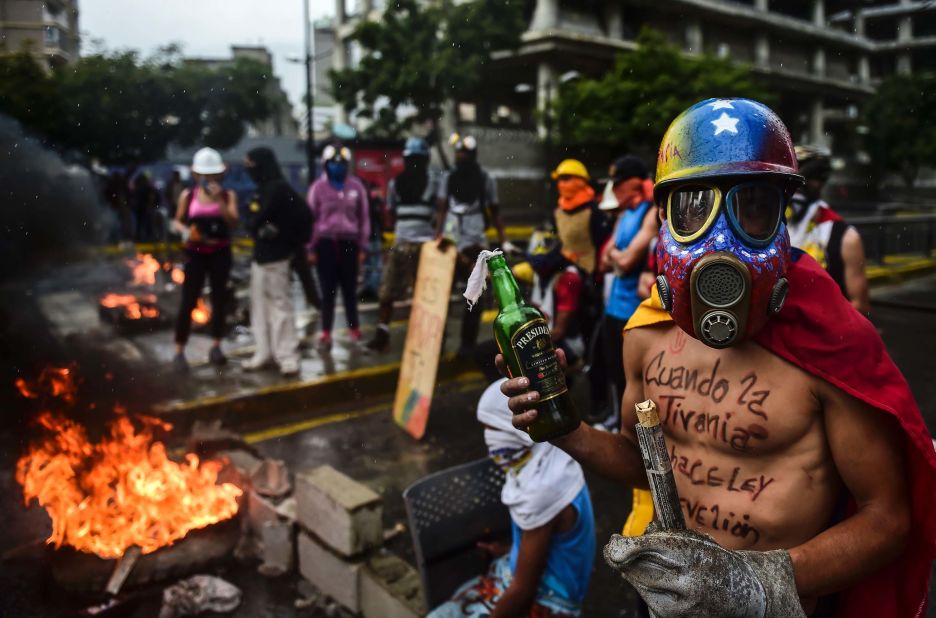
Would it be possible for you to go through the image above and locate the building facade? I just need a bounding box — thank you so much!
[0,0,79,68]
[326,0,931,212]
[186,45,300,139]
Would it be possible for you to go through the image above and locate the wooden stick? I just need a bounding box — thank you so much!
[634,399,686,530]
[104,545,142,597]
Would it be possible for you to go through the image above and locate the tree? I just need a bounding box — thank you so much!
[554,29,773,152]
[862,73,936,189]
[330,0,526,138]
[0,49,278,164]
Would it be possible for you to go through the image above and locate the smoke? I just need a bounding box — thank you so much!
[0,114,105,281]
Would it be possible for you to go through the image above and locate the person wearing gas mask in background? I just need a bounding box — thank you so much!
[591,155,658,430]
[307,144,370,351]
[500,99,935,617]
[171,147,239,373]
[436,134,517,355]
[242,147,306,376]
[367,137,440,353]
[788,145,870,315]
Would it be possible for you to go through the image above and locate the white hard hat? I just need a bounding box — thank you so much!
[191,147,225,175]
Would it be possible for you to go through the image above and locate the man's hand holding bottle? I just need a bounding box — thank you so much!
[495,348,569,431]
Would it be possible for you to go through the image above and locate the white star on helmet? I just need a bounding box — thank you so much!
[709,100,734,110]
[711,112,740,136]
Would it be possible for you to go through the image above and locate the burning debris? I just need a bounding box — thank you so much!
[99,292,161,323]
[128,253,163,287]
[14,367,242,560]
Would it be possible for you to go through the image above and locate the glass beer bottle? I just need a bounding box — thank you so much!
[488,254,580,441]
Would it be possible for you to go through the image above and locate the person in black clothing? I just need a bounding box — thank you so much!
[171,147,238,373]
[242,147,307,376]
[132,172,159,242]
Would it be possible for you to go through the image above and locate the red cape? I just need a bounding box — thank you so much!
[629,252,936,617]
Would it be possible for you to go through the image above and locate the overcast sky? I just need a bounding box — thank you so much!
[80,0,334,117]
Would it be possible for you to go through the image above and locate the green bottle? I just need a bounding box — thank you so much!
[487,254,580,442]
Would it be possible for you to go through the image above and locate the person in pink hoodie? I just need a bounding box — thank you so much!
[306,144,369,349]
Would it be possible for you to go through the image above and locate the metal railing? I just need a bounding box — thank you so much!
[848,215,936,264]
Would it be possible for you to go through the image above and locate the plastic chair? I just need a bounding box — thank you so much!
[403,457,511,610]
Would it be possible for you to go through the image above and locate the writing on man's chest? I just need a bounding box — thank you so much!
[644,349,773,453]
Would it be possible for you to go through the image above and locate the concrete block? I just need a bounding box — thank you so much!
[297,531,362,612]
[296,465,383,557]
[259,520,294,574]
[247,490,280,535]
[360,553,425,618]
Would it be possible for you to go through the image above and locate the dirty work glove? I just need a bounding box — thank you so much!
[604,528,805,618]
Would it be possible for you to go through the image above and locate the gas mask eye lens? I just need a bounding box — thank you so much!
[669,186,717,239]
[728,184,783,241]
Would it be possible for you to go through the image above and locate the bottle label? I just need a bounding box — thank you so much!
[510,318,568,401]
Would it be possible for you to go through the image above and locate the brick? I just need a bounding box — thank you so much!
[297,531,362,612]
[295,465,383,557]
[360,553,425,618]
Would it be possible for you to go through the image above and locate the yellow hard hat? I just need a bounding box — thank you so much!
[551,159,589,181]
[512,261,534,284]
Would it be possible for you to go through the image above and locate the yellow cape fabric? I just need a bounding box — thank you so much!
[621,284,674,536]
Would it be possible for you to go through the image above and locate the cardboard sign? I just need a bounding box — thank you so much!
[393,242,458,439]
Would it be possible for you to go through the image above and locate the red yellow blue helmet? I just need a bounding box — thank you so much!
[654,98,802,203]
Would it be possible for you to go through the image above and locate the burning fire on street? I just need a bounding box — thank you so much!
[99,292,160,321]
[14,367,242,560]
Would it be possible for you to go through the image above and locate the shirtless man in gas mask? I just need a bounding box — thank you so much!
[499,99,935,617]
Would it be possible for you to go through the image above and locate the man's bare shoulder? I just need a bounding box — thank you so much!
[624,322,676,363]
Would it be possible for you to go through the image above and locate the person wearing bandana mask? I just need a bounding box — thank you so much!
[501,99,935,617]
[242,146,304,376]
[436,134,514,354]
[788,146,869,315]
[307,144,370,350]
[171,147,238,373]
[588,155,659,429]
[427,379,595,618]
[550,159,612,277]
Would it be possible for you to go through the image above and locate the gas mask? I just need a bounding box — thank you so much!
[655,180,791,348]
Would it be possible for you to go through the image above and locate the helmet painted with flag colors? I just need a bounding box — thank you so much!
[653,99,804,350]
[654,98,801,203]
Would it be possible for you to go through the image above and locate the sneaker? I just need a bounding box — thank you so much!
[280,360,300,377]
[172,352,189,374]
[317,332,332,351]
[349,327,362,343]
[365,325,390,353]
[208,346,227,366]
[242,356,273,371]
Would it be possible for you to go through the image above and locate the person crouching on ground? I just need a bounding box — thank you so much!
[307,144,370,350]
[171,147,238,373]
[428,379,596,618]
[242,147,303,376]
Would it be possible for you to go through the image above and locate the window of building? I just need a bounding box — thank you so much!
[864,18,898,42]
[770,2,812,23]
[915,11,936,38]
[44,26,62,48]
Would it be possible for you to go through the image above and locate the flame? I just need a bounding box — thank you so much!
[163,260,185,285]
[128,253,161,287]
[15,366,78,404]
[191,298,210,325]
[100,293,160,320]
[15,369,242,559]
